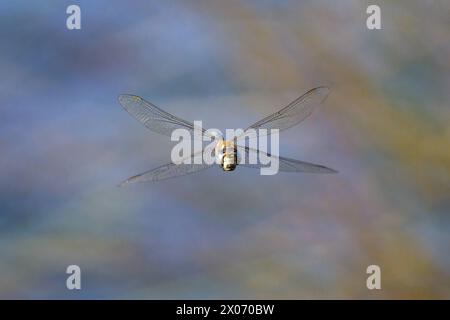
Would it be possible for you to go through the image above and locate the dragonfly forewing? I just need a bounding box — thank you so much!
[236,86,330,140]
[118,94,212,140]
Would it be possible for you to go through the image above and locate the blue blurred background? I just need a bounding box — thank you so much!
[0,0,449,298]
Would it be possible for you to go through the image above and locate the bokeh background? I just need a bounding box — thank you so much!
[0,0,449,299]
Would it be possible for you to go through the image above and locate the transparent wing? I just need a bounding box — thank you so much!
[119,151,213,186]
[119,163,212,185]
[237,146,337,173]
[118,94,211,139]
[237,86,330,140]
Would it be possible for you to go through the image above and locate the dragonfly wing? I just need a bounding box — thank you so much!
[237,146,337,173]
[119,150,213,186]
[237,87,330,140]
[118,94,210,139]
[119,163,212,185]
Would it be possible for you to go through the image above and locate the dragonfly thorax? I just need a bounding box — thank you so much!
[215,140,238,171]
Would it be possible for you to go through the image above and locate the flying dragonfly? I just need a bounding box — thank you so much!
[118,86,337,185]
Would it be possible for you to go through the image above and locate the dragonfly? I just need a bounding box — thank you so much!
[118,86,337,186]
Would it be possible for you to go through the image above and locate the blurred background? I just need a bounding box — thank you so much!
[0,0,449,299]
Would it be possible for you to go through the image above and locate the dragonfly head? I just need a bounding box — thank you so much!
[222,154,237,171]
[215,139,238,171]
